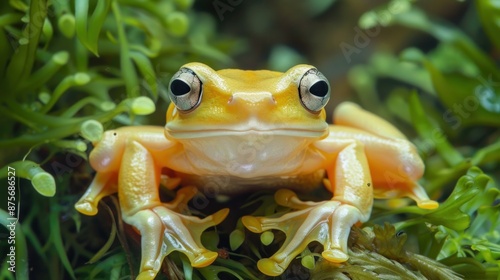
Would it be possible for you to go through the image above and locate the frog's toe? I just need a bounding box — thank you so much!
[243,208,329,276]
[243,190,368,276]
[136,270,157,280]
[211,208,230,224]
[257,258,285,276]
[154,206,229,264]
[417,199,439,209]
[322,248,349,262]
[241,216,264,232]
[395,183,439,210]
[191,251,218,267]
[75,173,117,216]
[74,200,98,215]
[123,205,229,279]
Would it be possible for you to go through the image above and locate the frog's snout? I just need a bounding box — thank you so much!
[229,92,276,106]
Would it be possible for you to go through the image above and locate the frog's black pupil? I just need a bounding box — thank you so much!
[310,81,328,97]
[171,80,191,96]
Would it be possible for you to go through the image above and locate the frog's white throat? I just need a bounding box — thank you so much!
[165,131,328,178]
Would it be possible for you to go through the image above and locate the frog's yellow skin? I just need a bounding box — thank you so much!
[75,63,438,279]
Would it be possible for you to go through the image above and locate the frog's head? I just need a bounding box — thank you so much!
[164,62,330,140]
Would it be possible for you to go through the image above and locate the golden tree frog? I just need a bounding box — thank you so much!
[75,63,438,279]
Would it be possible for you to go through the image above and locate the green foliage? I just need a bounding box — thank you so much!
[240,166,498,279]
[370,167,499,278]
[1,0,499,279]
[0,0,242,187]
[0,0,241,279]
[347,0,500,279]
[311,224,462,280]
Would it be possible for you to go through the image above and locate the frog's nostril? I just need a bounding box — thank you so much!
[229,92,276,106]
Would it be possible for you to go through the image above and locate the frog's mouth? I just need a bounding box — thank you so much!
[165,124,329,139]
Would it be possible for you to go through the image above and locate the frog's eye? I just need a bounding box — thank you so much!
[168,68,202,112]
[298,68,330,113]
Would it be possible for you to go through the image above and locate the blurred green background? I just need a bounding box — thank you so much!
[0,0,499,279]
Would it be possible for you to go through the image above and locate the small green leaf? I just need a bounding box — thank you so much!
[80,120,103,143]
[131,96,156,115]
[53,51,69,65]
[58,13,76,38]
[260,231,274,246]
[100,101,116,111]
[32,172,56,197]
[166,11,189,37]
[229,229,245,251]
[38,92,50,104]
[74,72,91,85]
[42,17,53,47]
[301,254,316,270]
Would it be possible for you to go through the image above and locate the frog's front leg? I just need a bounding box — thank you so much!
[322,140,374,260]
[76,127,228,280]
[242,140,372,276]
[75,172,117,215]
[118,140,228,279]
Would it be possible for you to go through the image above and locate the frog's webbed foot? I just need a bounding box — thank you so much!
[75,172,117,216]
[242,189,365,276]
[124,187,229,280]
[407,183,439,209]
